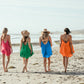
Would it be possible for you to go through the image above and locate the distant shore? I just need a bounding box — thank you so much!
[55,40,84,44]
[51,29,84,35]
[0,29,84,35]
[12,43,39,46]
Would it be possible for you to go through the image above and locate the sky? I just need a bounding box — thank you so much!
[0,0,84,34]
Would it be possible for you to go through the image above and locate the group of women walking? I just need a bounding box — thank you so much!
[0,28,74,73]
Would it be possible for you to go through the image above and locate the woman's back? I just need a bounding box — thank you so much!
[41,37,49,44]
[61,34,71,43]
[60,32,74,57]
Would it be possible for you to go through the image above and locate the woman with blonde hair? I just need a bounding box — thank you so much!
[1,28,12,72]
[39,29,52,72]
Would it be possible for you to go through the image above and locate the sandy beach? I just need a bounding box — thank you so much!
[0,0,84,83]
[0,43,84,84]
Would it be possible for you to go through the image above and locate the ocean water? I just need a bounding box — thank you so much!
[10,33,84,44]
[0,33,84,53]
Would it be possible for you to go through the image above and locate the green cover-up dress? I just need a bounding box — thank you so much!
[20,42,34,59]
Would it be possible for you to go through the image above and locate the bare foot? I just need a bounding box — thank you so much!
[48,68,51,71]
[22,67,25,73]
[25,67,28,72]
[26,70,28,72]
[45,70,48,72]
[4,69,8,72]
[65,69,66,73]
[22,70,24,73]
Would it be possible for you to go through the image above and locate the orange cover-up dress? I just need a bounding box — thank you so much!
[60,40,75,57]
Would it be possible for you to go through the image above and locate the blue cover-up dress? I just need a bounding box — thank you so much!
[41,41,52,58]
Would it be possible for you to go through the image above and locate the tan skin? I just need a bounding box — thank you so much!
[20,36,32,72]
[1,32,12,72]
[39,35,52,72]
[60,32,73,73]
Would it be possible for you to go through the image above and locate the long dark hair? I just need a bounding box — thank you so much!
[23,36,29,44]
[64,28,71,35]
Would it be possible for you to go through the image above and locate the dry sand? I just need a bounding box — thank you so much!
[0,44,84,84]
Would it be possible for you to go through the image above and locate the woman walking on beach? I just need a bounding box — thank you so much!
[20,30,33,73]
[60,28,74,73]
[1,28,12,72]
[39,29,52,72]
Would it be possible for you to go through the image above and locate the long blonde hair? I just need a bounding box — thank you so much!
[42,32,49,39]
[2,28,8,39]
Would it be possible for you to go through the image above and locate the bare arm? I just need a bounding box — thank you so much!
[39,37,41,47]
[8,35,12,49]
[49,36,52,47]
[21,31,24,36]
[69,35,73,54]
[60,35,62,47]
[0,36,2,45]
[28,38,32,51]
[20,39,23,50]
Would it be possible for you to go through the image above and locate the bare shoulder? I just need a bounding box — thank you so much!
[6,35,10,41]
[21,38,23,42]
[49,35,51,39]
[61,34,64,37]
[49,35,52,40]
[69,35,72,38]
[29,37,31,40]
[60,34,64,38]
[28,37,31,42]
[7,35,10,38]
[39,36,42,40]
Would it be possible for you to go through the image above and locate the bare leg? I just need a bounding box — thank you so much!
[23,58,25,64]
[48,57,51,71]
[44,58,47,72]
[25,59,28,72]
[65,57,68,72]
[2,54,6,72]
[22,58,26,73]
[6,56,10,71]
[63,57,65,71]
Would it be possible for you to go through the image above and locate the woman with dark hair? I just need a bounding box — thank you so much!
[60,28,74,73]
[20,30,34,73]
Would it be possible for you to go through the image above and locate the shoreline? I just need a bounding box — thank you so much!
[55,40,84,44]
[12,42,39,46]
[12,40,84,46]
